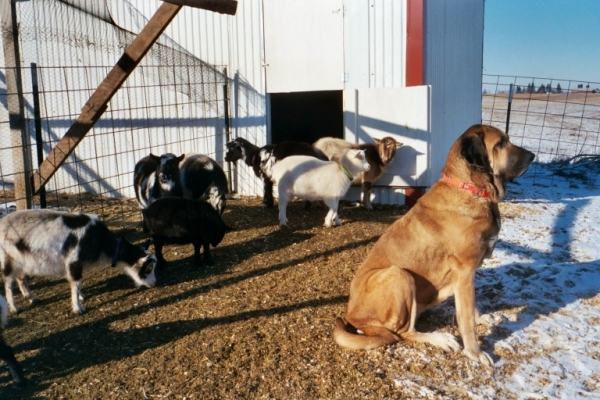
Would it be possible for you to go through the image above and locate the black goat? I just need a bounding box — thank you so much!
[142,197,231,269]
[179,153,229,216]
[0,295,26,387]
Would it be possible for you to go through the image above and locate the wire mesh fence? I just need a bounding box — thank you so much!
[482,74,600,188]
[0,1,230,229]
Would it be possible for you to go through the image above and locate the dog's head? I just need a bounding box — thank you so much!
[444,124,535,201]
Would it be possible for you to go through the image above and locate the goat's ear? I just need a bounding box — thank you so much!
[373,137,381,144]
[176,154,185,162]
[149,153,160,162]
[460,132,490,170]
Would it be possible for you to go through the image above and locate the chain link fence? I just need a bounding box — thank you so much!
[0,1,230,228]
[482,74,600,188]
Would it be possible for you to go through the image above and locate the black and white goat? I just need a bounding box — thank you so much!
[142,197,231,269]
[179,153,229,216]
[134,153,228,216]
[0,294,26,387]
[272,149,370,228]
[134,153,184,209]
[313,136,403,209]
[225,138,327,207]
[0,210,157,314]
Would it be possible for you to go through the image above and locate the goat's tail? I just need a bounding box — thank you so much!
[332,317,400,350]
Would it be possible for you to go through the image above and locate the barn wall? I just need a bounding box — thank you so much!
[115,0,268,197]
[344,0,407,90]
[1,0,485,206]
[424,0,485,182]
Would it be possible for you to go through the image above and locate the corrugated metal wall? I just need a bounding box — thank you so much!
[123,0,267,197]
[424,0,485,182]
[344,0,407,90]
[1,0,485,204]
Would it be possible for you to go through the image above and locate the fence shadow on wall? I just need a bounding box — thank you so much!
[0,62,230,229]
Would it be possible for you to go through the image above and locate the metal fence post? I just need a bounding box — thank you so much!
[223,67,233,194]
[506,83,514,134]
[31,63,46,208]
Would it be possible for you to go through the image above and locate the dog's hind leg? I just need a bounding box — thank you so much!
[399,290,462,353]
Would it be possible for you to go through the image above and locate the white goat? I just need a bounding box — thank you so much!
[272,149,370,228]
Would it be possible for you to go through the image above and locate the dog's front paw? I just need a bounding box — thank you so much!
[465,348,494,366]
[476,313,502,327]
[429,332,461,353]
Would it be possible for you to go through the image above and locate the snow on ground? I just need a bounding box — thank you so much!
[470,161,600,398]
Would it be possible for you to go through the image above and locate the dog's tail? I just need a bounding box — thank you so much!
[332,317,400,350]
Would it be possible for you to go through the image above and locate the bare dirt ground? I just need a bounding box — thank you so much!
[1,196,513,399]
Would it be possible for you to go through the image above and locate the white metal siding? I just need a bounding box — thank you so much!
[2,0,485,204]
[118,0,268,197]
[424,0,484,183]
[344,0,407,90]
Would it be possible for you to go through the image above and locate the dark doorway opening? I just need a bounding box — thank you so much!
[269,90,343,144]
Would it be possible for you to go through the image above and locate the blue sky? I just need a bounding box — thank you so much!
[483,0,600,85]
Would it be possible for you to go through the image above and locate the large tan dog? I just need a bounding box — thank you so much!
[333,124,535,366]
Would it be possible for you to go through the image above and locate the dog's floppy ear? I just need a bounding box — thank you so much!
[460,132,490,171]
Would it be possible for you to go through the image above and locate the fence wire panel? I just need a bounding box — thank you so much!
[482,75,600,188]
[0,1,230,229]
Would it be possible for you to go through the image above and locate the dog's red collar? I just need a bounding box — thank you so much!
[440,174,490,198]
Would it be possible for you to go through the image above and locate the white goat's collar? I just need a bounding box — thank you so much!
[339,164,353,180]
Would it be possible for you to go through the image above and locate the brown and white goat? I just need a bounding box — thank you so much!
[225,138,327,207]
[0,210,157,314]
[313,136,403,209]
[271,149,370,228]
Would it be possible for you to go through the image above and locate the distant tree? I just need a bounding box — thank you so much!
[527,83,535,93]
[516,85,522,93]
[556,83,562,93]
[537,84,546,94]
[546,83,552,93]
[483,89,488,95]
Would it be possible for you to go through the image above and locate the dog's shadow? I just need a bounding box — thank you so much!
[473,186,600,357]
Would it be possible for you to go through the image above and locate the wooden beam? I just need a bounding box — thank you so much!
[32,2,182,194]
[162,0,237,15]
[1,0,31,209]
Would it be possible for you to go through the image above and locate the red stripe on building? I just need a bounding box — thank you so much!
[406,0,424,86]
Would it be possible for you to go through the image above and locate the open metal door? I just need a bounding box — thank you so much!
[344,85,431,188]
